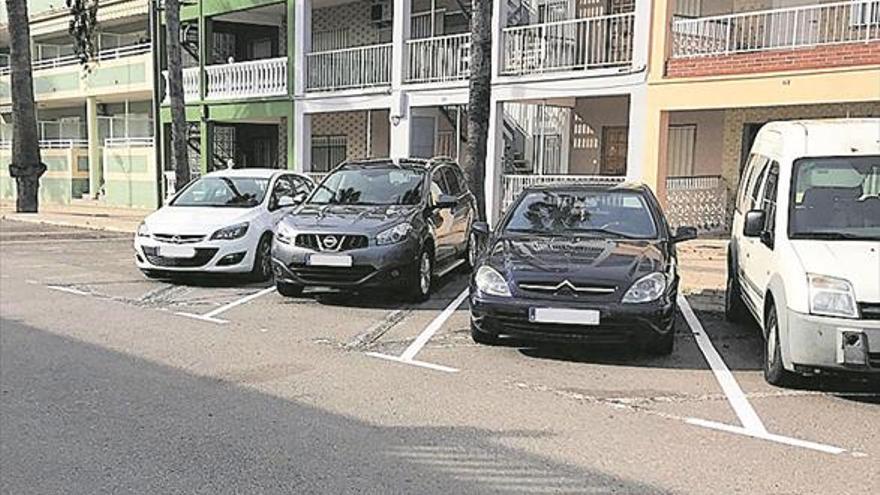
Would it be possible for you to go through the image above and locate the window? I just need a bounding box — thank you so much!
[749,157,770,210]
[760,161,780,234]
[850,1,880,27]
[667,124,697,177]
[441,167,461,196]
[430,168,451,203]
[311,135,347,173]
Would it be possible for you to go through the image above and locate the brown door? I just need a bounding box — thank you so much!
[600,126,628,175]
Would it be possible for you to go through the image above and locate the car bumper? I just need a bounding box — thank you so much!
[469,290,676,345]
[786,309,880,374]
[133,235,257,273]
[271,238,420,290]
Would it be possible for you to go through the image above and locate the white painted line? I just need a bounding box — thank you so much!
[686,418,848,456]
[174,312,229,325]
[47,285,90,296]
[365,352,459,373]
[678,294,768,434]
[202,286,276,318]
[399,289,469,361]
[436,258,466,278]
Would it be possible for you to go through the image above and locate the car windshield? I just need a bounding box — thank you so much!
[171,176,270,208]
[503,190,658,239]
[308,167,425,206]
[789,156,880,240]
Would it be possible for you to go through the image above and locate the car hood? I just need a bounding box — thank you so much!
[283,203,420,233]
[145,206,257,236]
[791,240,880,302]
[486,234,667,292]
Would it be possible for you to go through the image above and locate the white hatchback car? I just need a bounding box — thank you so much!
[135,168,314,280]
[726,119,880,386]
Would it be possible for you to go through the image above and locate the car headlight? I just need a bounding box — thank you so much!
[376,222,413,246]
[475,265,511,297]
[808,274,858,319]
[210,222,249,240]
[622,272,667,304]
[136,222,151,238]
[275,223,295,245]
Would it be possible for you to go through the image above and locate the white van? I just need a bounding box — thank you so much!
[726,119,880,386]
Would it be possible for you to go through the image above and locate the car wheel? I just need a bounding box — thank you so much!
[276,281,304,298]
[763,304,797,387]
[470,320,500,346]
[725,261,748,323]
[250,234,274,282]
[407,249,433,303]
[465,231,478,270]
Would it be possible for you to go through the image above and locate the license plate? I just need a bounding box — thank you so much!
[308,253,352,267]
[530,307,600,325]
[158,245,196,258]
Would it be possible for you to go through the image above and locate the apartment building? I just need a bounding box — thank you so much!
[641,0,880,233]
[0,0,159,208]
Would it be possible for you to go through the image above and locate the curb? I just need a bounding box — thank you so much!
[0,213,137,235]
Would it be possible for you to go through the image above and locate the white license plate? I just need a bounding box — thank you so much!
[308,254,353,267]
[530,308,600,325]
[158,245,196,258]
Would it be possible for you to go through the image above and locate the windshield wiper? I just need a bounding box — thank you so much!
[573,227,643,239]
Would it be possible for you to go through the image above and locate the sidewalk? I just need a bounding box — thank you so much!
[0,200,150,234]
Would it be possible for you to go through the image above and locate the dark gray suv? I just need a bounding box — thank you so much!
[271,158,477,301]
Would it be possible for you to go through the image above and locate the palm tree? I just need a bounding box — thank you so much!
[5,0,46,212]
[465,0,492,221]
[165,0,190,189]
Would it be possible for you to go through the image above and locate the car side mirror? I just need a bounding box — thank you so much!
[672,226,697,243]
[743,210,766,237]
[471,221,490,236]
[433,193,458,210]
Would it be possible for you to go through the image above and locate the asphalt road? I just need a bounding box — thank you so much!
[1,219,877,494]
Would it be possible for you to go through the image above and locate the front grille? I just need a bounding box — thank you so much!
[516,279,618,301]
[859,302,880,321]
[152,233,205,244]
[295,234,369,252]
[869,352,880,368]
[488,309,630,344]
[289,264,375,285]
[142,246,218,267]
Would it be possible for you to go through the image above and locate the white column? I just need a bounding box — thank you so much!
[625,87,648,182]
[388,91,411,159]
[293,106,311,172]
[490,0,505,83]
[390,0,410,90]
[86,96,102,199]
[631,0,652,72]
[485,98,504,226]
[293,0,311,97]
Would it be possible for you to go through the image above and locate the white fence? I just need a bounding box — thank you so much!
[500,174,625,212]
[501,13,635,75]
[0,43,151,75]
[104,137,154,147]
[204,57,287,99]
[162,67,200,102]
[665,175,730,233]
[306,44,393,91]
[672,0,880,58]
[406,33,471,83]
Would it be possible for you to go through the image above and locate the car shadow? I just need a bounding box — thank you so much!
[150,272,271,289]
[307,269,471,312]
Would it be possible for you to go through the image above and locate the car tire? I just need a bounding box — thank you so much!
[406,248,433,303]
[470,320,500,346]
[725,259,749,324]
[250,233,274,282]
[276,281,304,298]
[763,304,797,387]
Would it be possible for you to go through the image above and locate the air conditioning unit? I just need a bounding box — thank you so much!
[370,0,392,25]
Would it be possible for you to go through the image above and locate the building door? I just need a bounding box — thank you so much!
[740,123,763,176]
[410,116,436,158]
[600,126,628,175]
[668,124,697,177]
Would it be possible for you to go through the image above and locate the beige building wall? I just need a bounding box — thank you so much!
[569,95,629,174]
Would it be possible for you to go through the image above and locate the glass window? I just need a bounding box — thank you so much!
[503,190,658,239]
[309,166,425,206]
[430,169,451,203]
[311,135,347,173]
[789,156,880,240]
[441,167,461,196]
[749,155,770,210]
[171,176,270,208]
[761,161,780,234]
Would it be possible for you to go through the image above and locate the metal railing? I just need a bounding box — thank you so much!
[672,0,880,58]
[306,43,393,91]
[204,56,287,100]
[501,13,635,76]
[39,139,89,148]
[104,136,154,147]
[0,42,151,75]
[406,33,471,83]
[500,174,625,212]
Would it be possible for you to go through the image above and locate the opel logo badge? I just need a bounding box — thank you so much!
[322,235,338,249]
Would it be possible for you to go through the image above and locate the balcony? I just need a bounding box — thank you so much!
[501,12,635,77]
[306,44,393,92]
[405,33,471,84]
[204,57,287,100]
[672,0,880,58]
[0,42,151,76]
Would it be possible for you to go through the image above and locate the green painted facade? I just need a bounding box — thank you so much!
[104,179,157,208]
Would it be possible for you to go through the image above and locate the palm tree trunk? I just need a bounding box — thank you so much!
[165,0,190,188]
[5,0,46,212]
[465,0,492,221]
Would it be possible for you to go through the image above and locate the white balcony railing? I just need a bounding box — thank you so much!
[104,136,154,147]
[406,33,471,83]
[306,43,393,91]
[204,56,287,100]
[39,139,89,149]
[672,0,880,58]
[501,174,625,212]
[501,13,635,76]
[0,43,151,76]
[162,67,200,102]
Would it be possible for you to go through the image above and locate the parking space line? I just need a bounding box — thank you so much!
[685,418,847,455]
[47,285,91,296]
[175,286,276,325]
[435,259,465,279]
[366,288,469,373]
[677,295,767,434]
